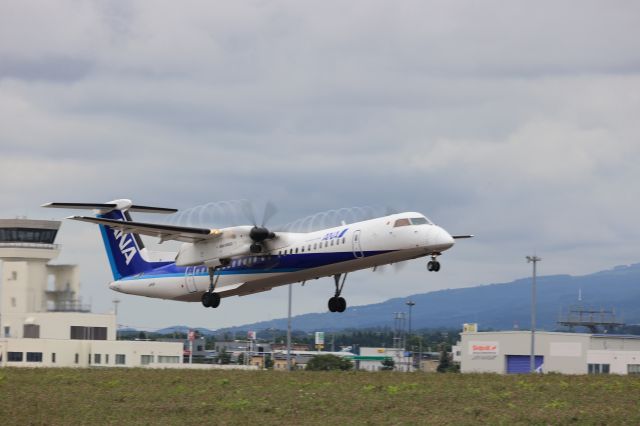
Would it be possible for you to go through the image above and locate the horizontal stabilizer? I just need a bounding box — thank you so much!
[452,235,474,239]
[42,202,119,210]
[68,216,218,243]
[42,201,177,214]
[128,205,178,214]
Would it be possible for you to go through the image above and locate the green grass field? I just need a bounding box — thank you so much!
[1,368,639,425]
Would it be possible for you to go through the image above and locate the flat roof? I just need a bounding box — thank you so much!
[463,331,640,340]
[0,219,61,230]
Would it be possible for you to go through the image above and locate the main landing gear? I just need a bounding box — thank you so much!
[328,273,347,313]
[427,255,441,272]
[202,260,229,308]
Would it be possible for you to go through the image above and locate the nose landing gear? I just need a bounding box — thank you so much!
[328,273,348,313]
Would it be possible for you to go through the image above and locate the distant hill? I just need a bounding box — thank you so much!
[214,263,640,333]
[153,325,217,336]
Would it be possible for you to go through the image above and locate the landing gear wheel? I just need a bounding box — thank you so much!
[202,292,213,308]
[209,292,221,308]
[328,296,347,313]
[328,297,337,312]
[201,292,221,308]
[427,260,441,272]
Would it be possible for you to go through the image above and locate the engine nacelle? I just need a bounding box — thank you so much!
[175,228,253,267]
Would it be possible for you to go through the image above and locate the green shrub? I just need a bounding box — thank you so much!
[305,354,353,371]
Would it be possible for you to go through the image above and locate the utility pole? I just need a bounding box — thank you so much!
[286,283,292,372]
[526,255,541,373]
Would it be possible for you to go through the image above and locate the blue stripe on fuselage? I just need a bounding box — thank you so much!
[117,250,393,282]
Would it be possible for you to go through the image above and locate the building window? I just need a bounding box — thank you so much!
[70,326,107,340]
[4,326,10,337]
[24,324,40,338]
[26,352,43,362]
[94,354,101,364]
[8,352,23,362]
[158,356,180,364]
[105,354,109,364]
[588,363,610,374]
[11,297,16,308]
[141,355,154,365]
[52,353,56,363]
[88,354,91,365]
[115,354,126,365]
[628,364,640,375]
[74,353,79,364]
[11,271,17,280]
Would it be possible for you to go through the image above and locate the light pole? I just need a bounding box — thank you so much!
[526,255,541,373]
[406,300,415,372]
[406,300,415,336]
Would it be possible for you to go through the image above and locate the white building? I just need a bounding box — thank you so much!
[357,347,411,371]
[460,330,640,375]
[0,218,183,368]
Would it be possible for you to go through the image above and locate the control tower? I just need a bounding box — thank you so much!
[0,218,88,338]
[0,218,183,368]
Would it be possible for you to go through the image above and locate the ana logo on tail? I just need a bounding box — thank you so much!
[113,228,137,265]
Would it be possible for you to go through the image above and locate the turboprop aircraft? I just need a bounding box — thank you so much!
[43,199,472,312]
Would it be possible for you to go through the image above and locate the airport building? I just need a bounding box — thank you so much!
[0,218,183,368]
[459,330,640,375]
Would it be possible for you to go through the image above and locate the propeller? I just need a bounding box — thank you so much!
[240,200,278,253]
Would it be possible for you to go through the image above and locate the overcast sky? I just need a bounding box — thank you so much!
[1,1,639,330]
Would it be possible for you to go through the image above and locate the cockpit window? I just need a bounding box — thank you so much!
[410,217,429,225]
[393,218,411,227]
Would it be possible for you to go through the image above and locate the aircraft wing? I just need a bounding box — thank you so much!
[68,216,221,243]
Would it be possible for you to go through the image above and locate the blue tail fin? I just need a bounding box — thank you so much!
[98,210,159,280]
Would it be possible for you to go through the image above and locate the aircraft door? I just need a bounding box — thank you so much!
[184,267,198,293]
[352,230,364,258]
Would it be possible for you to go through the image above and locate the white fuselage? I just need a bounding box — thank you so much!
[108,212,455,301]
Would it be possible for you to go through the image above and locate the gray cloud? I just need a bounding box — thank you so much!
[1,1,639,328]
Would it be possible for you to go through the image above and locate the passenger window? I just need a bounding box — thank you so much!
[331,240,334,246]
[301,247,305,252]
[295,248,299,254]
[313,243,317,249]
[308,245,311,251]
[342,237,346,244]
[325,241,328,247]
[394,218,411,227]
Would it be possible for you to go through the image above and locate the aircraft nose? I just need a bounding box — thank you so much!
[430,226,455,251]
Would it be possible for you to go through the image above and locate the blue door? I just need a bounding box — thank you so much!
[506,355,543,374]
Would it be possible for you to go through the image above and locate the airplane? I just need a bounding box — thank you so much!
[42,199,472,312]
